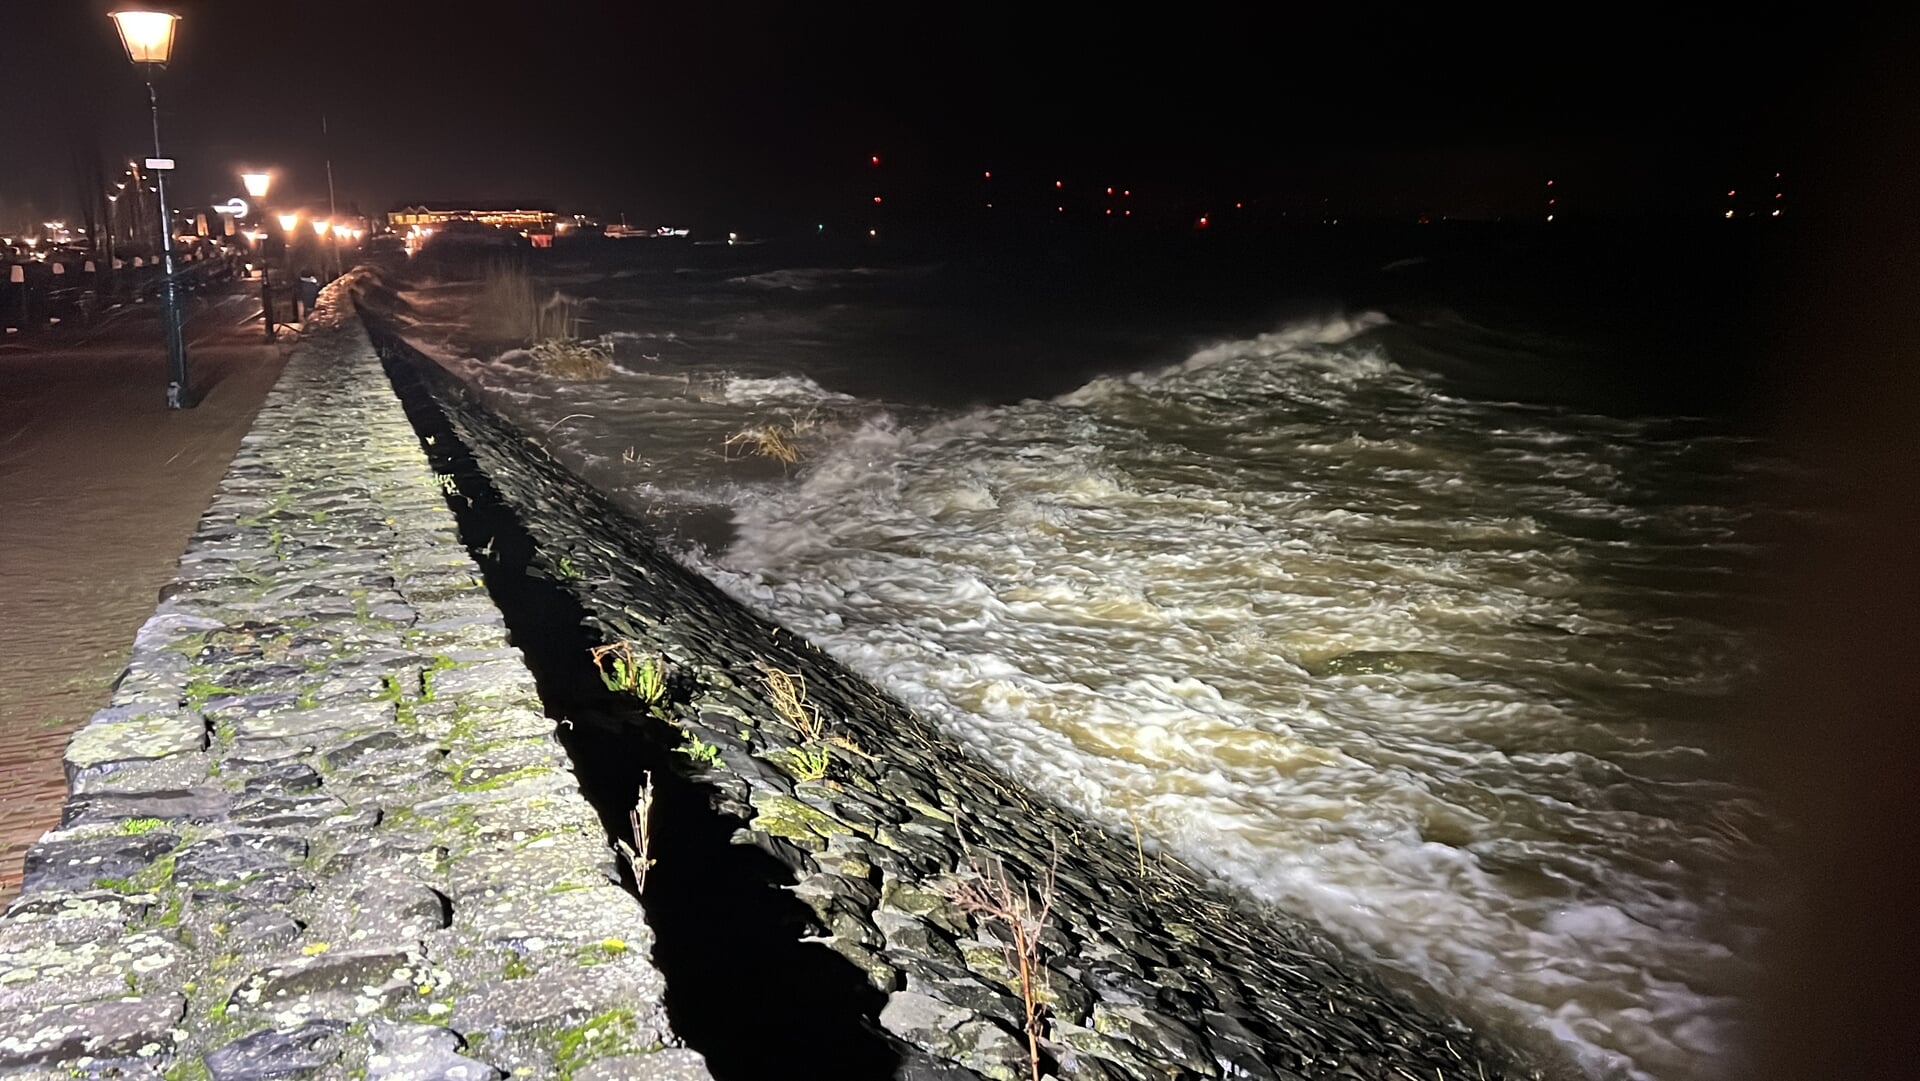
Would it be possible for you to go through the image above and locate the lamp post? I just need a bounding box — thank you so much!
[104,191,120,264]
[110,8,193,409]
[241,171,274,340]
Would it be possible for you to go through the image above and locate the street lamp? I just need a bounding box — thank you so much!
[313,218,337,278]
[109,8,193,409]
[242,171,274,339]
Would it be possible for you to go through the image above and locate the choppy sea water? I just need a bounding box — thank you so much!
[395,250,1783,1081]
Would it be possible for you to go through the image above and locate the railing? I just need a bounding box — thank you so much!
[0,249,238,336]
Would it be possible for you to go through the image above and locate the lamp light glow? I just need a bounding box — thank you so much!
[241,171,271,198]
[278,212,299,232]
[109,10,179,65]
[312,219,330,237]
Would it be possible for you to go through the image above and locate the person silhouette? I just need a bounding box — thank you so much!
[294,268,321,320]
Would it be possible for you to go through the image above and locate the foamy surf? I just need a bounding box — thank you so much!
[681,319,1774,1081]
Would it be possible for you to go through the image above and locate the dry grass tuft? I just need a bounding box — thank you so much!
[479,261,582,342]
[755,662,873,782]
[615,773,657,894]
[723,424,800,468]
[946,831,1059,1081]
[759,664,825,742]
[527,339,612,380]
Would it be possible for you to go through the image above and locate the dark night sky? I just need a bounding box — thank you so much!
[0,2,1882,230]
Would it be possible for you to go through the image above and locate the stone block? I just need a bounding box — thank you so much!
[19,832,180,895]
[205,1019,348,1080]
[0,994,185,1070]
[64,712,207,781]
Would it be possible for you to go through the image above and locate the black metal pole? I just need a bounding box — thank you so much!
[261,247,275,342]
[147,77,193,409]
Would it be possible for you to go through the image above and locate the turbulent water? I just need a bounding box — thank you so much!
[396,245,1782,1081]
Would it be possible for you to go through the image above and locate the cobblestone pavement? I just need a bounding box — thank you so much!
[0,290,709,1080]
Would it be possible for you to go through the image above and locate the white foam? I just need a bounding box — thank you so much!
[681,318,1772,1081]
[718,374,856,405]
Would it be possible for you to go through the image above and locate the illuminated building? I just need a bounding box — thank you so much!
[389,205,562,254]
[387,205,558,232]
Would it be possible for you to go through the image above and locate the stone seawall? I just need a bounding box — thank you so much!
[0,294,710,1080]
[357,280,1547,1081]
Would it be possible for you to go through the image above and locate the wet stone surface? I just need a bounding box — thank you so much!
[368,289,1546,1081]
[0,292,709,1079]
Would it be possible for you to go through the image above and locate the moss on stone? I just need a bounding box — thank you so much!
[550,1008,640,1080]
[750,791,860,845]
[184,679,246,708]
[164,1057,214,1081]
[96,852,178,895]
[451,763,552,792]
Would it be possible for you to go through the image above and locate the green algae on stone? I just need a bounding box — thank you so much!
[549,1007,640,1080]
[747,790,866,848]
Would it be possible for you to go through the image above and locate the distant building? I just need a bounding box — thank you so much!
[389,205,562,252]
[388,205,557,231]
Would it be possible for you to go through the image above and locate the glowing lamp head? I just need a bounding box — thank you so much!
[109,10,180,65]
[313,219,330,237]
[241,172,271,199]
[278,212,299,233]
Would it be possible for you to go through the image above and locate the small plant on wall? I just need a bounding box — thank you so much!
[591,641,670,720]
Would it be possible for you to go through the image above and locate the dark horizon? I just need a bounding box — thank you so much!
[0,2,1884,234]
